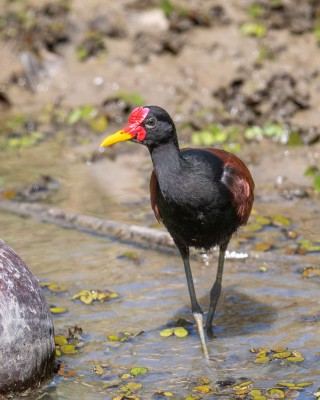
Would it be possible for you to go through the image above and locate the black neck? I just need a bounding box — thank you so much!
[149,139,183,194]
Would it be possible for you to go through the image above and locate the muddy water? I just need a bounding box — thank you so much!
[1,184,320,399]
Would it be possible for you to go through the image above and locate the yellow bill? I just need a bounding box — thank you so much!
[100,130,133,147]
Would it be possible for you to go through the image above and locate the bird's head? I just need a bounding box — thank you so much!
[100,105,178,149]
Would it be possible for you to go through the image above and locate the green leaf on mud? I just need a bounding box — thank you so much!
[118,92,145,107]
[287,130,303,146]
[88,115,108,133]
[314,174,320,192]
[304,165,319,177]
[244,125,263,140]
[241,22,266,37]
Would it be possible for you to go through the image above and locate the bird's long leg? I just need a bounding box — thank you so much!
[205,241,229,334]
[180,246,210,359]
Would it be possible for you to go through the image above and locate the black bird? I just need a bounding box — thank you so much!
[100,106,254,358]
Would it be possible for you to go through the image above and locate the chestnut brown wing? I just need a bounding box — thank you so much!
[150,170,161,222]
[203,148,254,225]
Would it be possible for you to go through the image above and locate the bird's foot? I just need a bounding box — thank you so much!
[205,324,217,339]
[193,312,210,360]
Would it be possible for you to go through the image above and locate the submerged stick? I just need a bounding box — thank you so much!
[0,200,174,250]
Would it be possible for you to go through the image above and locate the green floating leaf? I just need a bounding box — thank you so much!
[107,331,143,342]
[50,306,68,314]
[277,382,295,388]
[108,335,120,341]
[286,356,305,363]
[298,241,320,253]
[254,356,270,363]
[60,344,78,354]
[266,388,285,398]
[159,328,174,337]
[120,381,143,393]
[120,373,131,380]
[296,382,313,387]
[254,242,273,252]
[130,367,148,376]
[47,283,68,293]
[173,327,189,337]
[271,346,288,353]
[272,215,292,227]
[54,335,68,346]
[72,289,119,304]
[245,223,264,232]
[93,365,105,375]
[272,351,292,359]
[193,385,211,394]
[255,216,272,225]
[301,266,320,278]
[119,251,142,265]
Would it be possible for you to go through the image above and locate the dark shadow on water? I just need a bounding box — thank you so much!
[173,287,277,339]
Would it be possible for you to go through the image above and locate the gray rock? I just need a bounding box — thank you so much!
[0,239,55,396]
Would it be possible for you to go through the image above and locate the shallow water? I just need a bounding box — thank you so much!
[1,199,320,399]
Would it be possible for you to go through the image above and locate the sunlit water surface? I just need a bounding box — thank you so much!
[1,207,319,399]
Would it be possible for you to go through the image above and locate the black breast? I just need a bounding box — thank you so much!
[155,149,241,249]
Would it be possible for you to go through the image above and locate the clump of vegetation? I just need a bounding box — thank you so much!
[76,31,107,61]
[0,0,72,53]
[305,166,320,192]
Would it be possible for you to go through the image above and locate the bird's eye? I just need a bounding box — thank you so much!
[145,117,157,129]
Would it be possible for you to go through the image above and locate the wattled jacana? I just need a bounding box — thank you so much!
[100,106,254,358]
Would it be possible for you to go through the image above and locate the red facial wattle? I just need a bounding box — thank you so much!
[123,107,150,141]
[100,106,150,148]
